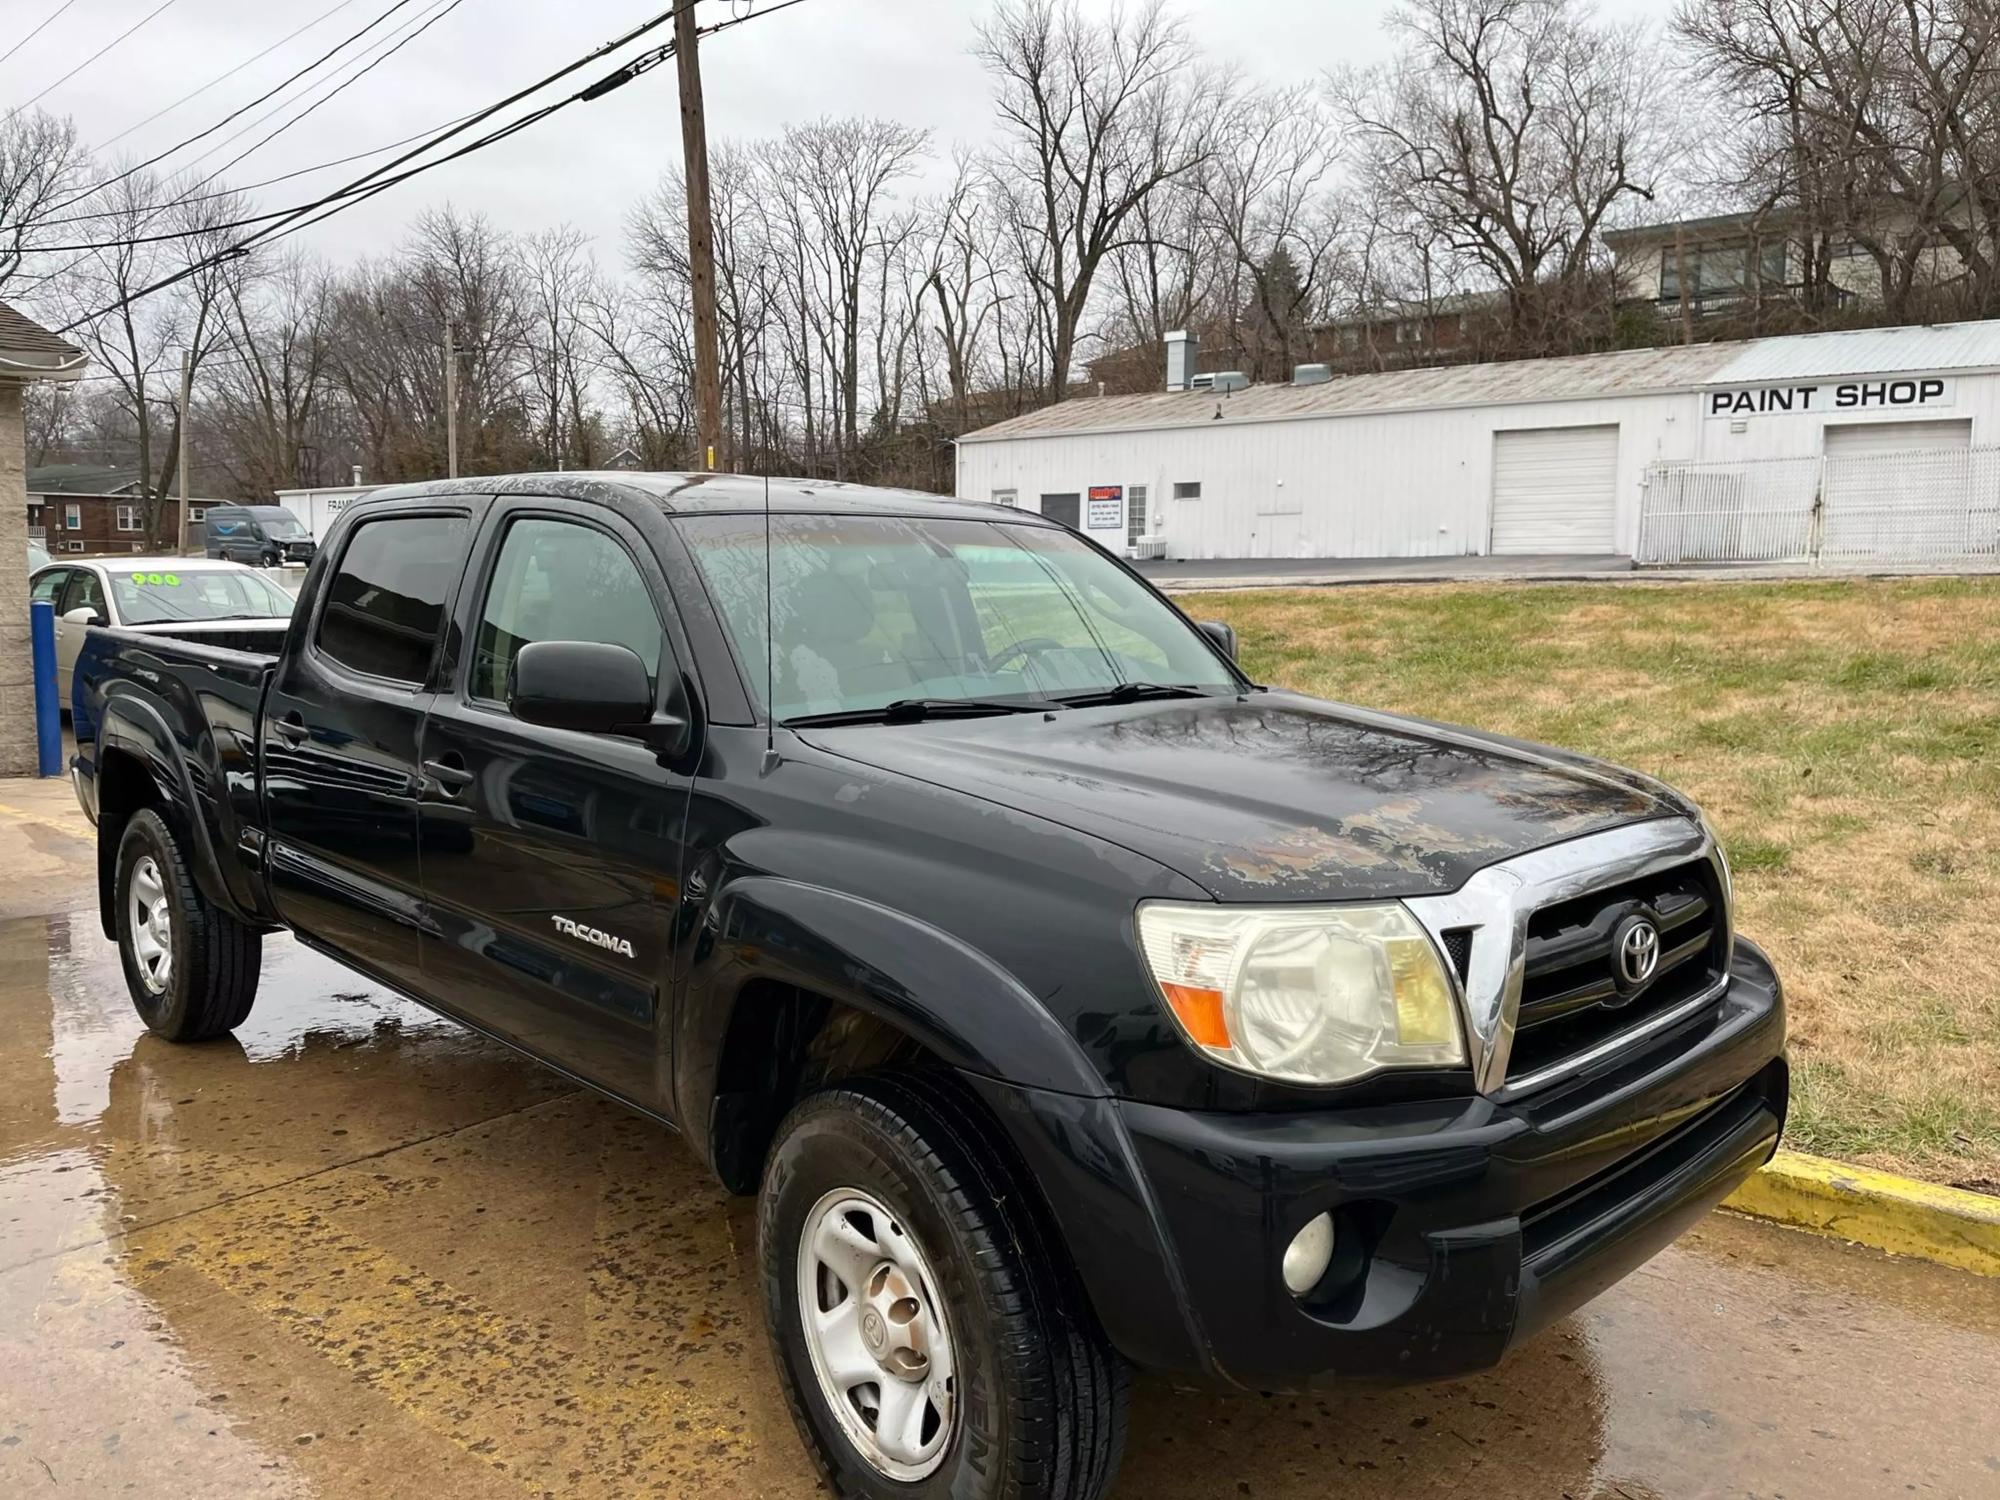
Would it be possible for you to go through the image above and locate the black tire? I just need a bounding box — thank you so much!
[114,807,262,1041]
[760,1072,1129,1500]
[258,549,278,568]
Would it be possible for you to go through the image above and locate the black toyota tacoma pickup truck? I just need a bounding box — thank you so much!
[70,474,1787,1500]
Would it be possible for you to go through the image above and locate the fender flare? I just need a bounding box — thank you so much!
[675,874,1110,1163]
[681,873,1112,1095]
[95,694,237,939]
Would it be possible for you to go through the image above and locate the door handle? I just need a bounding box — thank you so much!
[272,715,308,745]
[422,757,474,794]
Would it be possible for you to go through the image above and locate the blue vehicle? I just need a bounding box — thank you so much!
[203,504,317,567]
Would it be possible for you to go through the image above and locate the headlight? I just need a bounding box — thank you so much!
[1135,901,1466,1085]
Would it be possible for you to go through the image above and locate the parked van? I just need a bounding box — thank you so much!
[203,505,317,567]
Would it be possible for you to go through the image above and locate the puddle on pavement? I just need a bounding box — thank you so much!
[3,909,1998,1498]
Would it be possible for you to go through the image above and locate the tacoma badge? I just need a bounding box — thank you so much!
[550,914,635,958]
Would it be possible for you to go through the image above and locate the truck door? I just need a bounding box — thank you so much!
[416,499,695,1113]
[262,500,483,992]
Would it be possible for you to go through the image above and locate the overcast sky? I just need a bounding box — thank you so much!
[6,0,1666,265]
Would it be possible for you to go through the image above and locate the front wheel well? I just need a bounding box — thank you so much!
[706,982,951,1195]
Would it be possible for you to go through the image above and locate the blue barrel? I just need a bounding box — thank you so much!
[30,598,60,777]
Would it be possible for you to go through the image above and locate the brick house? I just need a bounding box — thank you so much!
[27,465,210,555]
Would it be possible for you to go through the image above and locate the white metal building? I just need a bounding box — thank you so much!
[954,320,2000,562]
[274,482,379,540]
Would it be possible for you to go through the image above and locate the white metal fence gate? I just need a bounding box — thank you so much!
[1637,446,2000,566]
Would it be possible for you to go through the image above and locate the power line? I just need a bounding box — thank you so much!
[4,0,185,123]
[13,0,460,297]
[188,0,473,186]
[94,0,364,152]
[51,0,813,334]
[52,2,698,333]
[55,0,424,210]
[0,0,82,69]
[17,109,485,232]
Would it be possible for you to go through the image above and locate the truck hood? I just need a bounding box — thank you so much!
[798,691,1677,901]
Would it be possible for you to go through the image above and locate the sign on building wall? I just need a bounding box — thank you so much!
[1704,376,1955,419]
[1086,485,1123,528]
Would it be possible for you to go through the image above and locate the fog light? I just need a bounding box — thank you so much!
[1282,1212,1335,1296]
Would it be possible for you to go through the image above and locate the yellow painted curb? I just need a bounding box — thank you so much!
[1724,1149,2000,1277]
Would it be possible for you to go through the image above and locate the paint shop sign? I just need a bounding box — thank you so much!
[1706,376,1954,418]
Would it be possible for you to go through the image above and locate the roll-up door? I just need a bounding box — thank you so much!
[1490,425,1620,554]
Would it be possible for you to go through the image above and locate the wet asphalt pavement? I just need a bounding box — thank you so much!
[2,785,1999,1498]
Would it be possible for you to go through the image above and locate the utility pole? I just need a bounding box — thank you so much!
[675,0,725,472]
[445,320,459,478]
[177,349,191,555]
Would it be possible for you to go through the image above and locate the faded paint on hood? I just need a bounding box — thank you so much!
[801,691,1675,901]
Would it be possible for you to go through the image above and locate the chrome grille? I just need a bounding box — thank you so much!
[1506,859,1727,1082]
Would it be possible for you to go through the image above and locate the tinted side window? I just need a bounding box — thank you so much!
[470,518,663,703]
[316,515,469,683]
[31,570,67,605]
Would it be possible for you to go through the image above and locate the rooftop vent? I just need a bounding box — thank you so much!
[1208,371,1250,393]
[1292,363,1332,386]
[1166,329,1198,392]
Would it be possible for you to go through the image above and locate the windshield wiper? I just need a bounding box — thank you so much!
[1053,681,1215,707]
[786,697,1061,728]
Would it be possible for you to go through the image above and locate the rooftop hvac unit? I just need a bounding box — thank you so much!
[1209,371,1250,393]
[1292,363,1332,386]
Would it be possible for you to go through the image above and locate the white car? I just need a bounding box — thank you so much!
[28,555,296,712]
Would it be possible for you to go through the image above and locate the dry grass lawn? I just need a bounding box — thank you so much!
[1187,576,2000,1192]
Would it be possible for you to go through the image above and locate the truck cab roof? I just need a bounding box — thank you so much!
[358,471,1036,522]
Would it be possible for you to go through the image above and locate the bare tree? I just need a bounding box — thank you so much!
[522,226,603,469]
[1199,84,1349,380]
[54,171,252,542]
[206,251,342,496]
[1677,0,2000,323]
[976,0,1219,401]
[0,110,88,292]
[1336,0,1670,354]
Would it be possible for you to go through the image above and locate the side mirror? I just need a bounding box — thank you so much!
[1197,619,1238,662]
[509,640,693,759]
[510,640,656,734]
[62,606,105,628]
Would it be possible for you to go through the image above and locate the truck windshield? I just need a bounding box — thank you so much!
[113,568,296,625]
[678,513,1237,722]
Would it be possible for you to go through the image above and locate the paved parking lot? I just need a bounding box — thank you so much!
[2,781,1998,1498]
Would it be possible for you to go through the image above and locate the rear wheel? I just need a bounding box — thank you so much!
[115,808,261,1041]
[760,1073,1128,1500]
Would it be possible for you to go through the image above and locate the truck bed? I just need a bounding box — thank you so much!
[120,619,291,656]
[71,623,285,931]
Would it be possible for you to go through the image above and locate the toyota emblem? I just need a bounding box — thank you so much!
[1617,918,1660,988]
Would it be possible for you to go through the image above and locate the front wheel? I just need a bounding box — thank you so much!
[115,808,262,1040]
[760,1073,1128,1500]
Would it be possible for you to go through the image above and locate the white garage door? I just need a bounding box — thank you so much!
[1822,418,1972,456]
[1490,425,1620,554]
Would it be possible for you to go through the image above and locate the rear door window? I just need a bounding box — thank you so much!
[315,515,469,684]
[31,570,68,606]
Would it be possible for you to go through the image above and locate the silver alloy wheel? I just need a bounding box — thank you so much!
[797,1187,958,1481]
[127,854,173,994]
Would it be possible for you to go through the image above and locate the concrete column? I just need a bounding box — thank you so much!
[0,383,35,776]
